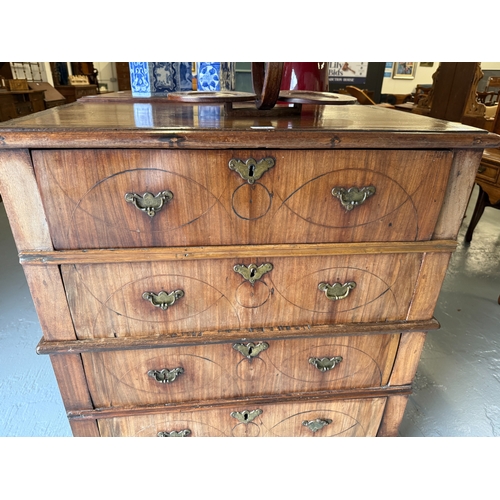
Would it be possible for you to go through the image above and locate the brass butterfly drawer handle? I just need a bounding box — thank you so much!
[318,281,356,301]
[228,157,275,184]
[233,263,273,285]
[302,418,332,433]
[157,429,191,437]
[142,290,184,310]
[309,356,343,372]
[331,186,375,211]
[125,190,173,217]
[230,409,263,424]
[148,367,184,384]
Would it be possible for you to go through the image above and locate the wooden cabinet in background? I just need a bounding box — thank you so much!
[115,63,131,91]
[0,89,45,122]
[0,99,499,437]
[54,84,97,104]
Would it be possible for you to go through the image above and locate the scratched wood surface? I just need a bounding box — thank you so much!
[1,100,494,437]
[32,149,453,249]
[61,253,424,339]
[97,396,387,437]
[82,334,399,408]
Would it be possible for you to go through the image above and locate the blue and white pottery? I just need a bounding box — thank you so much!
[129,62,193,97]
[129,62,152,98]
[197,62,235,91]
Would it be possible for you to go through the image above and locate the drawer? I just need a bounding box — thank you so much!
[82,334,399,407]
[476,162,499,183]
[62,253,423,339]
[32,149,453,249]
[97,397,387,436]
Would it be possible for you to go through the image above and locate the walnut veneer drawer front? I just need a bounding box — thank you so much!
[62,253,423,339]
[32,149,453,249]
[97,397,387,437]
[83,334,399,407]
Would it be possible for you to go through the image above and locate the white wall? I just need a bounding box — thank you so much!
[381,62,500,96]
[381,63,437,95]
[93,62,119,92]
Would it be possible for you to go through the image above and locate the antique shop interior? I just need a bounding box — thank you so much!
[0,62,499,438]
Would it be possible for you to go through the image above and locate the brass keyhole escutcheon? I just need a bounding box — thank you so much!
[230,409,263,424]
[234,263,273,285]
[233,342,269,360]
[228,157,275,184]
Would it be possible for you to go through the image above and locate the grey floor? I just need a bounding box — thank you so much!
[0,186,499,437]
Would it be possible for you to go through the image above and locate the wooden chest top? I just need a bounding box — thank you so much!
[0,99,499,150]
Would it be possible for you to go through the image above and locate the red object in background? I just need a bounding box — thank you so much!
[280,63,329,91]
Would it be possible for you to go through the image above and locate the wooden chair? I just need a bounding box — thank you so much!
[345,85,376,105]
[484,76,500,105]
[413,85,431,105]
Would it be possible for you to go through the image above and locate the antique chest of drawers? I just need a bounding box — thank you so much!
[1,99,498,437]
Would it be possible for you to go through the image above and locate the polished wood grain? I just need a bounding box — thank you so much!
[68,385,411,420]
[0,149,52,251]
[33,149,453,249]
[377,395,409,437]
[0,150,76,341]
[61,253,425,339]
[1,99,495,437]
[82,334,399,408]
[50,354,94,412]
[1,103,499,150]
[387,332,427,386]
[97,397,387,437]
[19,240,457,265]
[406,252,452,321]
[433,149,483,240]
[36,318,440,353]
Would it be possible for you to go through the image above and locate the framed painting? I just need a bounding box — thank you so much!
[393,62,416,79]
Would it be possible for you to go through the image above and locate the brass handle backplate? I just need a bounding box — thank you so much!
[231,409,263,424]
[331,186,375,211]
[318,281,356,301]
[228,157,275,184]
[233,263,273,285]
[477,165,486,174]
[157,429,191,437]
[125,190,173,217]
[148,367,184,384]
[302,418,332,433]
[142,290,184,310]
[233,342,269,360]
[309,356,343,372]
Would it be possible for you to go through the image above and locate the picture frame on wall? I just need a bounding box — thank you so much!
[392,62,416,79]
